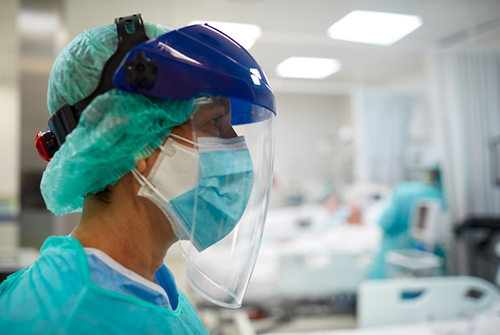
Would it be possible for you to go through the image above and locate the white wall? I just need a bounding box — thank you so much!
[0,85,21,202]
[0,0,20,202]
[376,66,429,95]
[65,0,176,39]
[0,0,20,247]
[271,92,352,206]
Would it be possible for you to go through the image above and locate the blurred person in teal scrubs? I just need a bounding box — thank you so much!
[369,165,445,279]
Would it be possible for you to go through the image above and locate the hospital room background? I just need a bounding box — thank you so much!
[1,0,500,334]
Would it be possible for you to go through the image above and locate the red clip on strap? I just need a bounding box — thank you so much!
[35,131,51,162]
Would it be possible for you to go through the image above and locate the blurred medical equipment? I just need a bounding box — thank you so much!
[383,198,450,279]
[455,217,500,284]
[358,276,500,328]
[252,277,500,335]
[410,199,450,249]
[444,134,500,284]
[492,135,500,187]
[385,249,444,279]
[495,241,500,286]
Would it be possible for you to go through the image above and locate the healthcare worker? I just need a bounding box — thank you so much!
[369,165,445,279]
[0,14,275,334]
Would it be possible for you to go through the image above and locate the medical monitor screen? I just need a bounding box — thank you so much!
[492,135,500,187]
[415,205,428,230]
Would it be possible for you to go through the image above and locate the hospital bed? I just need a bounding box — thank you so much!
[194,205,383,333]
[358,276,499,328]
[185,202,383,318]
[277,250,373,298]
[244,224,381,304]
[254,276,500,335]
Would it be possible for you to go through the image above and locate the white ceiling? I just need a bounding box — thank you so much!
[59,0,500,91]
[15,0,500,170]
[187,0,500,86]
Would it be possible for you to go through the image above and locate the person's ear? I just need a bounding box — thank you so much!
[136,158,147,173]
[136,147,162,177]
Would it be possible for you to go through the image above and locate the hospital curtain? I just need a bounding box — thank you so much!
[353,89,415,186]
[433,49,500,223]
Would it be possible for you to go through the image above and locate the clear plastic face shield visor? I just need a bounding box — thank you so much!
[184,97,274,308]
[133,96,274,308]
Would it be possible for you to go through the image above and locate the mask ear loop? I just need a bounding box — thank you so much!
[169,133,202,148]
[186,111,201,255]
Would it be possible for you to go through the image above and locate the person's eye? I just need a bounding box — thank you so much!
[209,116,222,127]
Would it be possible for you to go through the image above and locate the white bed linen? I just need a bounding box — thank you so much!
[245,223,381,302]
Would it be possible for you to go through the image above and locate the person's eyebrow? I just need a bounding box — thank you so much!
[194,105,224,124]
[218,98,231,116]
[209,100,230,116]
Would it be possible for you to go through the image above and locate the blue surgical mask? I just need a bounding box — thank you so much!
[132,134,254,252]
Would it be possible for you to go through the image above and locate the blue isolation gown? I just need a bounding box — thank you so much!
[369,181,445,279]
[0,236,208,334]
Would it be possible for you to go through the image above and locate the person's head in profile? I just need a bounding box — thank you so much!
[3,14,276,334]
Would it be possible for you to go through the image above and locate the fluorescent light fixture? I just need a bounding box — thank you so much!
[327,10,423,46]
[276,57,342,79]
[189,21,261,49]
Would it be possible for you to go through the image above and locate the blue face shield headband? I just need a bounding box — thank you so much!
[131,133,254,252]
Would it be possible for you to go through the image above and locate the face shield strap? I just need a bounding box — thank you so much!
[36,14,150,162]
[169,133,200,148]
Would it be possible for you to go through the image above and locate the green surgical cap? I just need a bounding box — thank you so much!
[41,22,194,215]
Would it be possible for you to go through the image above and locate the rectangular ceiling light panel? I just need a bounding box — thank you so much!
[327,10,423,46]
[276,57,342,79]
[189,21,261,50]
